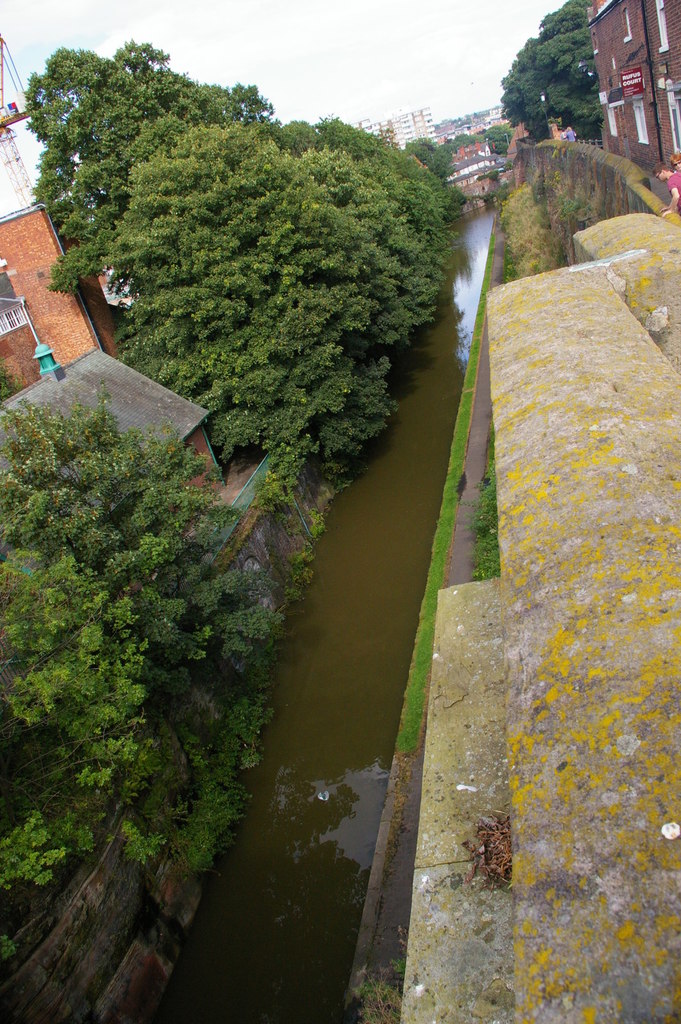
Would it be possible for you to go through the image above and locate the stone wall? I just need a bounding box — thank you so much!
[513,140,673,263]
[487,219,681,1022]
[575,213,681,375]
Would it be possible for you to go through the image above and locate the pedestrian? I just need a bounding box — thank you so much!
[671,152,681,171]
[564,126,577,142]
[654,161,681,217]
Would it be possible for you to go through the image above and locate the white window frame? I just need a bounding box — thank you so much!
[607,104,619,137]
[657,0,669,51]
[632,97,649,143]
[668,87,681,151]
[0,304,27,337]
[623,7,632,42]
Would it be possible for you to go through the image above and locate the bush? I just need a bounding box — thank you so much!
[500,183,565,278]
[472,463,500,581]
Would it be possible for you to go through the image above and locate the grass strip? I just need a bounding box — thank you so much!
[396,226,497,753]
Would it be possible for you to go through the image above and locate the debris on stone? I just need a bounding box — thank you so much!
[463,814,512,887]
[661,821,680,840]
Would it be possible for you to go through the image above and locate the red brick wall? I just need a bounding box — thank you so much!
[591,0,681,169]
[78,275,117,357]
[0,208,100,386]
[0,324,37,385]
[649,0,681,161]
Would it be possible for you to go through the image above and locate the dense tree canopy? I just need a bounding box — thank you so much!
[0,400,276,894]
[26,43,461,484]
[112,120,455,481]
[26,41,274,290]
[501,0,601,141]
[404,139,456,182]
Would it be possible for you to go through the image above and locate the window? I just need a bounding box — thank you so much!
[607,104,619,137]
[668,88,681,151]
[623,7,632,41]
[657,0,669,51]
[633,98,649,143]
[0,304,27,337]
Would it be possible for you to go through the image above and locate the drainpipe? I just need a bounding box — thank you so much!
[19,297,41,347]
[640,0,665,161]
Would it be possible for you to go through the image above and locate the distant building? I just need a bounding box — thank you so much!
[355,107,435,148]
[589,0,680,167]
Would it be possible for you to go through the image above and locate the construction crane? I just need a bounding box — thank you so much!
[0,34,32,208]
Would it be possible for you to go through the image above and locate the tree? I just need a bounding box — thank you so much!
[112,121,452,482]
[0,399,276,891]
[0,555,145,888]
[405,139,455,182]
[501,0,601,141]
[483,125,512,156]
[26,41,274,290]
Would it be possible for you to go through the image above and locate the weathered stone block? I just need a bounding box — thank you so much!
[575,213,681,375]
[402,580,513,1024]
[488,266,681,1023]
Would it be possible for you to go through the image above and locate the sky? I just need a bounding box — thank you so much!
[0,0,562,218]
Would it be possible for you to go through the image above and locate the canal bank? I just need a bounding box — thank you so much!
[345,216,508,1019]
[154,209,496,1024]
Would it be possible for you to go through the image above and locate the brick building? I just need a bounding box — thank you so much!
[589,0,680,168]
[0,205,115,388]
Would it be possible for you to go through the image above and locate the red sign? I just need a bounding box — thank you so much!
[621,66,645,97]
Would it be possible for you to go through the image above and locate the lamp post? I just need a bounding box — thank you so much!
[540,92,551,137]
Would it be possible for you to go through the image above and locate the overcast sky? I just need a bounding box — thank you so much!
[0,0,561,218]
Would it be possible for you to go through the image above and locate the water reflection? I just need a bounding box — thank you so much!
[268,762,388,869]
[451,211,496,366]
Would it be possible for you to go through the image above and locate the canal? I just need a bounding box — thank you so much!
[155,207,495,1024]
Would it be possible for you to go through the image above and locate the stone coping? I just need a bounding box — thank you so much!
[488,256,681,1022]
[401,580,513,1024]
[575,213,681,375]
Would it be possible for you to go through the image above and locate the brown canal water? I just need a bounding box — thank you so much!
[154,207,495,1024]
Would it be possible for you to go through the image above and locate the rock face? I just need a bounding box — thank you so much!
[0,463,332,1024]
[488,232,681,1022]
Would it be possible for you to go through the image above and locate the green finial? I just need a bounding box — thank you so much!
[33,342,61,375]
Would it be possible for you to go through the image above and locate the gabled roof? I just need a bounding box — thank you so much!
[1,349,208,441]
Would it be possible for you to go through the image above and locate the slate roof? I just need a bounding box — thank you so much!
[1,349,208,441]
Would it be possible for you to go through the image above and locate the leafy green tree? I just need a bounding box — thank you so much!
[483,125,512,155]
[0,399,276,891]
[112,121,451,482]
[405,139,455,182]
[0,555,144,887]
[0,363,18,403]
[501,0,601,140]
[451,132,478,150]
[26,41,274,290]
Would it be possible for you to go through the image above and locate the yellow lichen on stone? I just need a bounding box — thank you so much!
[488,242,681,1023]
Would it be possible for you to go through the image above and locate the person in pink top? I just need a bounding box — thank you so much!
[655,161,681,217]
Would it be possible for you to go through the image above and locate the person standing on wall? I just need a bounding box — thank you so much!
[655,161,681,217]
[564,126,576,142]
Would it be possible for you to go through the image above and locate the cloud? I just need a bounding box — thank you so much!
[0,0,562,216]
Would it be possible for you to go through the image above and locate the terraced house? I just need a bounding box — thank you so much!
[590,0,681,166]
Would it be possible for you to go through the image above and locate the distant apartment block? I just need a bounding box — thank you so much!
[355,107,435,148]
